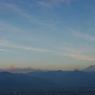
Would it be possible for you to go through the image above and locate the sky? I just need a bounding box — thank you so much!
[0,0,95,71]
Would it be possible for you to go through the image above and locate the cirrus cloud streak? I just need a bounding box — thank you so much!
[0,40,95,61]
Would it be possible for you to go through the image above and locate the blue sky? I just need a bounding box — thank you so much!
[0,0,95,71]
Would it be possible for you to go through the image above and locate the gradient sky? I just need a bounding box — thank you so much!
[0,0,95,71]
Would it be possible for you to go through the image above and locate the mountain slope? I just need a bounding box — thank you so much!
[26,70,95,87]
[0,72,57,88]
[83,65,95,72]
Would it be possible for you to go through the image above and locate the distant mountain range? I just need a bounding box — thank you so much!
[0,65,95,88]
[0,72,57,88]
[26,70,95,87]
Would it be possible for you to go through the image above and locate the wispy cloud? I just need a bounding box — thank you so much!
[0,48,13,52]
[37,1,51,7]
[50,0,72,4]
[0,37,53,53]
[1,3,54,28]
[0,21,24,41]
[58,47,95,61]
[59,47,81,54]
[37,0,72,7]
[0,20,20,33]
[0,20,37,43]
[0,41,54,53]
[72,31,95,42]
[0,40,95,61]
[64,53,95,61]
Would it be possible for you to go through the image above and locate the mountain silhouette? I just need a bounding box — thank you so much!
[1,70,95,88]
[26,70,95,87]
[83,65,95,72]
[0,72,57,88]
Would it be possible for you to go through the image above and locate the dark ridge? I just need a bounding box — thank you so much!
[0,71,12,74]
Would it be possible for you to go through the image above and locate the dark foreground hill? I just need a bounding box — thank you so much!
[26,70,95,87]
[0,71,95,95]
[0,70,95,88]
[0,72,57,88]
